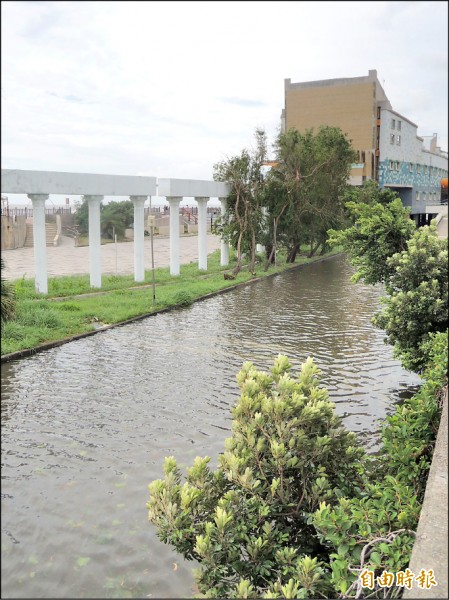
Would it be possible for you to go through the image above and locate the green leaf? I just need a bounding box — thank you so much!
[76,556,91,568]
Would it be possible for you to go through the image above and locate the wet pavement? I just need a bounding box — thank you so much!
[1,234,222,281]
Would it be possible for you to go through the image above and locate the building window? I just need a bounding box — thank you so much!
[396,161,400,171]
[389,161,394,171]
[396,135,401,145]
[390,134,395,144]
[397,120,401,131]
[361,151,366,163]
[391,118,396,129]
[416,191,420,201]
[417,165,421,174]
[409,163,414,172]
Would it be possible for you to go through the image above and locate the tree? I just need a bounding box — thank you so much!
[263,126,356,268]
[101,200,134,239]
[339,178,400,209]
[327,184,447,373]
[147,355,365,597]
[327,190,416,285]
[214,129,267,276]
[372,224,448,373]
[74,198,135,239]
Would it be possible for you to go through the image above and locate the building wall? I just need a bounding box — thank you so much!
[284,70,391,181]
[283,70,448,218]
[1,215,27,250]
[378,108,449,213]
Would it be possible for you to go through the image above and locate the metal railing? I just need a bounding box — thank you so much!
[0,207,73,217]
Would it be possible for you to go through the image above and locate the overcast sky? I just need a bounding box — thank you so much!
[1,0,448,205]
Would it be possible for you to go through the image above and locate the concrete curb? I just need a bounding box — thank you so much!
[404,387,448,598]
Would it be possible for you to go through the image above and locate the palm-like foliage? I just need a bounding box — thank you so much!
[1,257,16,322]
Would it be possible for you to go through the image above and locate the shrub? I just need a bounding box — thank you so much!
[327,195,415,286]
[147,355,366,597]
[373,224,448,373]
[147,334,447,598]
[312,331,448,598]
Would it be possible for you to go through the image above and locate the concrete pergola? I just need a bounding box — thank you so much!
[157,178,230,276]
[1,169,231,294]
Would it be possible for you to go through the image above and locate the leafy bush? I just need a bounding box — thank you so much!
[373,224,448,373]
[147,332,447,598]
[328,196,415,286]
[147,355,366,597]
[312,330,447,598]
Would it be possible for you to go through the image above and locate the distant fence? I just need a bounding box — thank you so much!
[0,207,73,217]
[1,204,222,220]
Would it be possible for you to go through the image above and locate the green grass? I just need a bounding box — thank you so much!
[1,247,342,356]
[76,235,128,246]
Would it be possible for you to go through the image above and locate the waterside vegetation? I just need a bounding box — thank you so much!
[147,335,447,598]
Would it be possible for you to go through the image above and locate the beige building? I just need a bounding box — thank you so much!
[282,69,392,185]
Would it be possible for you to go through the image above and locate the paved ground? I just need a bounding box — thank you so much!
[2,234,222,281]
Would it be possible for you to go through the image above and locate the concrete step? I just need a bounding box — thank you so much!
[23,223,58,247]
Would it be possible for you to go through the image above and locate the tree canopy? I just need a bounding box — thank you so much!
[263,126,356,265]
[327,187,416,285]
[75,198,135,239]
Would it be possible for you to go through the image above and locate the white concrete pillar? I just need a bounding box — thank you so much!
[219,197,229,266]
[130,195,147,282]
[28,194,48,294]
[257,207,268,253]
[85,195,103,288]
[168,197,181,276]
[195,197,209,270]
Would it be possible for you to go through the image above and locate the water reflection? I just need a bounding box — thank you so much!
[1,255,421,598]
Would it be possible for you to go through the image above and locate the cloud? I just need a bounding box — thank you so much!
[1,0,447,205]
[219,97,268,108]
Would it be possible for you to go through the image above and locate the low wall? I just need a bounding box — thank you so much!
[1,215,27,249]
[404,387,448,598]
[53,214,62,246]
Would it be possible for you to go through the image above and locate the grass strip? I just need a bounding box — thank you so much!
[1,247,342,357]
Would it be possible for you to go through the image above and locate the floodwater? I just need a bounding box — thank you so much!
[1,254,421,598]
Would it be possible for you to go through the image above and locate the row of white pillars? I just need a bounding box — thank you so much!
[27,194,230,294]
